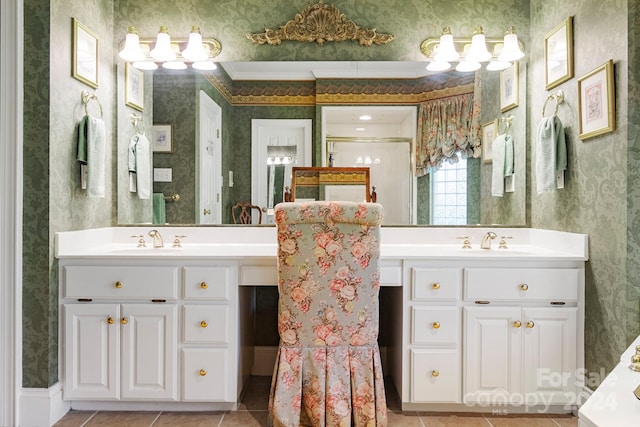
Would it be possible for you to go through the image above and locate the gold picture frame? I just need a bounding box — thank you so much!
[125,62,144,112]
[152,124,173,153]
[71,18,99,88]
[545,16,574,90]
[578,60,615,140]
[481,119,498,163]
[500,62,519,112]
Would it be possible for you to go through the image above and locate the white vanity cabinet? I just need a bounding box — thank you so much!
[463,268,580,406]
[405,265,462,403]
[62,265,179,401]
[60,261,239,406]
[181,265,238,402]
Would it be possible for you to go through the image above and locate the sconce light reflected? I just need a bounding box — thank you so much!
[420,26,525,73]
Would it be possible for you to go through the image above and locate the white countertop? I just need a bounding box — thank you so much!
[579,335,640,426]
[55,226,589,261]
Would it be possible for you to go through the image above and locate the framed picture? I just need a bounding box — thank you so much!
[125,62,144,112]
[481,119,498,163]
[152,125,173,153]
[500,62,519,112]
[72,18,99,88]
[578,60,615,140]
[545,16,574,90]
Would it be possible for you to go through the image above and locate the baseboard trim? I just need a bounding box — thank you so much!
[20,382,70,427]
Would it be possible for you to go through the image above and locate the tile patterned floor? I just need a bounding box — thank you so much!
[53,376,578,427]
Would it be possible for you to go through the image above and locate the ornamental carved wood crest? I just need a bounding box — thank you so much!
[246,2,395,46]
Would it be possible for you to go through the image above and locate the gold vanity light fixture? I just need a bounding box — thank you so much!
[422,26,525,73]
[119,25,222,71]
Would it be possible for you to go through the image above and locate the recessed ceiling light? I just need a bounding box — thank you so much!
[355,127,366,131]
[359,115,372,121]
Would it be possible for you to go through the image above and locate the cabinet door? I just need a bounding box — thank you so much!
[523,307,577,404]
[121,304,178,400]
[64,304,120,400]
[464,306,523,403]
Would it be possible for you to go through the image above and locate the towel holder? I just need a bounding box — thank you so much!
[164,194,180,202]
[130,113,144,133]
[81,90,103,118]
[500,115,514,133]
[542,90,565,117]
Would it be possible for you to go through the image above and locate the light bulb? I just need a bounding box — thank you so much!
[119,26,146,62]
[182,26,208,62]
[434,27,459,62]
[427,61,451,72]
[466,26,492,63]
[486,60,512,71]
[150,26,176,62]
[162,61,187,70]
[192,61,217,71]
[498,26,525,62]
[456,61,481,72]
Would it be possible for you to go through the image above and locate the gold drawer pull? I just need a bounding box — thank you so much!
[107,316,114,325]
[115,281,123,289]
[121,317,128,325]
[513,320,522,328]
[431,370,439,377]
[432,283,440,290]
[432,322,440,329]
[200,320,208,328]
[199,369,207,376]
[526,321,535,329]
[520,284,529,291]
[200,282,208,289]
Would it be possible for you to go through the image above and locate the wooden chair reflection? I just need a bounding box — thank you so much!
[231,202,262,224]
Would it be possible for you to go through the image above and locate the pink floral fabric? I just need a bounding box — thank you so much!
[269,201,387,427]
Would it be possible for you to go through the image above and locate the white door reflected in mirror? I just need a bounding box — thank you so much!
[251,119,312,224]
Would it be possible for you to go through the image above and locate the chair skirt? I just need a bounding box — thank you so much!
[268,344,387,427]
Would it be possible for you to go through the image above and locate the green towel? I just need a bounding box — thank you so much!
[153,193,166,224]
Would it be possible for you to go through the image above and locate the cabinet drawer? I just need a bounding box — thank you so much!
[182,348,231,402]
[64,266,178,299]
[183,305,230,344]
[183,266,232,300]
[464,268,579,302]
[411,268,461,301]
[380,261,402,287]
[411,307,459,345]
[411,349,460,403]
[239,265,277,286]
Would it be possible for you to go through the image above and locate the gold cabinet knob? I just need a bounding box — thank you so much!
[520,284,529,291]
[199,369,207,376]
[432,322,440,329]
[431,370,439,377]
[107,316,114,325]
[200,320,208,328]
[513,320,522,328]
[200,282,208,289]
[432,283,440,290]
[526,321,535,328]
[115,281,123,289]
[121,317,128,325]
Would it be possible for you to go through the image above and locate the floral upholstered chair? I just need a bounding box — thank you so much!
[269,201,387,427]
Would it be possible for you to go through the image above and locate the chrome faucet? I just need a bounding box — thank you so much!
[148,229,164,248]
[480,231,497,249]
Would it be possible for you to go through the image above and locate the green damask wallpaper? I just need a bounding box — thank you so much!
[22,0,640,392]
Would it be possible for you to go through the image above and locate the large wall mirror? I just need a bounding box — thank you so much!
[116,61,527,227]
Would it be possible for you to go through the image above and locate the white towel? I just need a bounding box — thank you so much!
[491,134,513,197]
[86,116,106,198]
[536,116,566,193]
[129,133,151,199]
